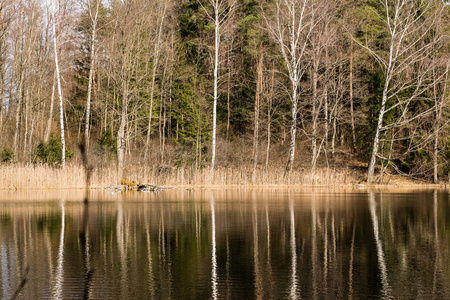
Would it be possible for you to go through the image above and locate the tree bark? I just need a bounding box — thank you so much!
[367,84,389,183]
[210,3,219,173]
[145,1,166,161]
[226,44,231,142]
[117,87,127,180]
[84,0,100,150]
[311,54,319,171]
[349,39,356,151]
[44,71,56,143]
[265,62,274,169]
[252,44,263,173]
[51,0,65,169]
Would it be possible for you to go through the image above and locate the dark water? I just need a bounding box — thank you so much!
[1,188,450,299]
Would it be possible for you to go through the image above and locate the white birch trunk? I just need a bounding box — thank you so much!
[349,39,356,151]
[144,2,166,160]
[265,65,274,169]
[84,0,100,149]
[51,0,65,169]
[44,71,56,143]
[117,90,127,181]
[210,3,219,173]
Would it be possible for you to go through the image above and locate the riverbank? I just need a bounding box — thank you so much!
[0,163,444,190]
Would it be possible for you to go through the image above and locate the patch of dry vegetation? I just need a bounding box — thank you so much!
[0,163,360,189]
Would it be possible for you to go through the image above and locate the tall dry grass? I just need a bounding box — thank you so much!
[0,162,359,189]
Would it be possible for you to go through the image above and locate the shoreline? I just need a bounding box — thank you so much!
[0,182,448,191]
[1,163,447,191]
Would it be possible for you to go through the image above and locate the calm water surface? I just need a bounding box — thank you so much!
[0,188,449,299]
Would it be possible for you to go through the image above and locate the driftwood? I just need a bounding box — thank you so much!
[105,182,171,192]
[137,184,171,192]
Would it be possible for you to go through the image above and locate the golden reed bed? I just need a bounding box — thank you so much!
[0,163,358,189]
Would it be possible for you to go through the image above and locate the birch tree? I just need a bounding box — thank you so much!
[262,0,317,177]
[355,0,444,183]
[0,0,13,137]
[199,0,236,173]
[82,0,101,149]
[51,0,66,168]
[144,0,168,161]
[106,0,155,179]
[308,0,337,171]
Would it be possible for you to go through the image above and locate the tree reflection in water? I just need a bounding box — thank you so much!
[0,189,449,299]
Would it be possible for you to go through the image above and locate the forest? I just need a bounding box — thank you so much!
[0,0,449,185]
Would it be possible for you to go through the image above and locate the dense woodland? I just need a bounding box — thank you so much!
[0,0,449,183]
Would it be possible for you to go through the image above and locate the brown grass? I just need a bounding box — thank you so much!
[0,162,362,189]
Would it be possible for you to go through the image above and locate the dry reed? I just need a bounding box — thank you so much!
[0,162,359,189]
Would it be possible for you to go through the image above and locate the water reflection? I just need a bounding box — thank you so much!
[368,193,391,298]
[52,201,65,300]
[0,189,450,299]
[289,195,299,299]
[210,196,218,300]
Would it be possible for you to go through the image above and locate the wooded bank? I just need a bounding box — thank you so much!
[0,0,449,184]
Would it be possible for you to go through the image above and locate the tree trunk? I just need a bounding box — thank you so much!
[0,42,5,136]
[145,2,166,161]
[23,88,29,159]
[367,87,388,183]
[349,39,356,151]
[211,6,219,173]
[226,45,231,142]
[265,62,274,169]
[13,71,24,157]
[252,44,263,173]
[434,82,446,183]
[52,0,65,169]
[44,71,56,143]
[84,0,100,150]
[311,56,319,171]
[117,89,127,180]
[285,80,298,178]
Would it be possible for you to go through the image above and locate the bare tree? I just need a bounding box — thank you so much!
[51,0,66,168]
[354,0,444,183]
[262,0,318,178]
[252,43,263,174]
[83,0,101,150]
[144,0,168,161]
[0,0,14,137]
[308,0,337,171]
[199,0,236,173]
[106,0,156,179]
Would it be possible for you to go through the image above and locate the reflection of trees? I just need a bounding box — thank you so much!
[289,193,299,299]
[52,201,65,299]
[211,196,218,300]
[1,190,450,298]
[368,192,390,298]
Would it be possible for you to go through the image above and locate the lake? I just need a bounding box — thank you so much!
[0,188,449,299]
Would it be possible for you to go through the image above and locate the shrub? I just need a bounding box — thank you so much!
[0,147,14,164]
[97,129,117,154]
[35,136,74,166]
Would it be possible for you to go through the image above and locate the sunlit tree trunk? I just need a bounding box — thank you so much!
[117,86,127,180]
[51,0,65,169]
[363,0,442,183]
[84,0,101,149]
[311,54,319,171]
[144,1,167,160]
[200,0,236,174]
[349,39,356,151]
[253,44,263,174]
[265,63,275,169]
[44,71,56,143]
[211,5,219,173]
[263,0,316,178]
